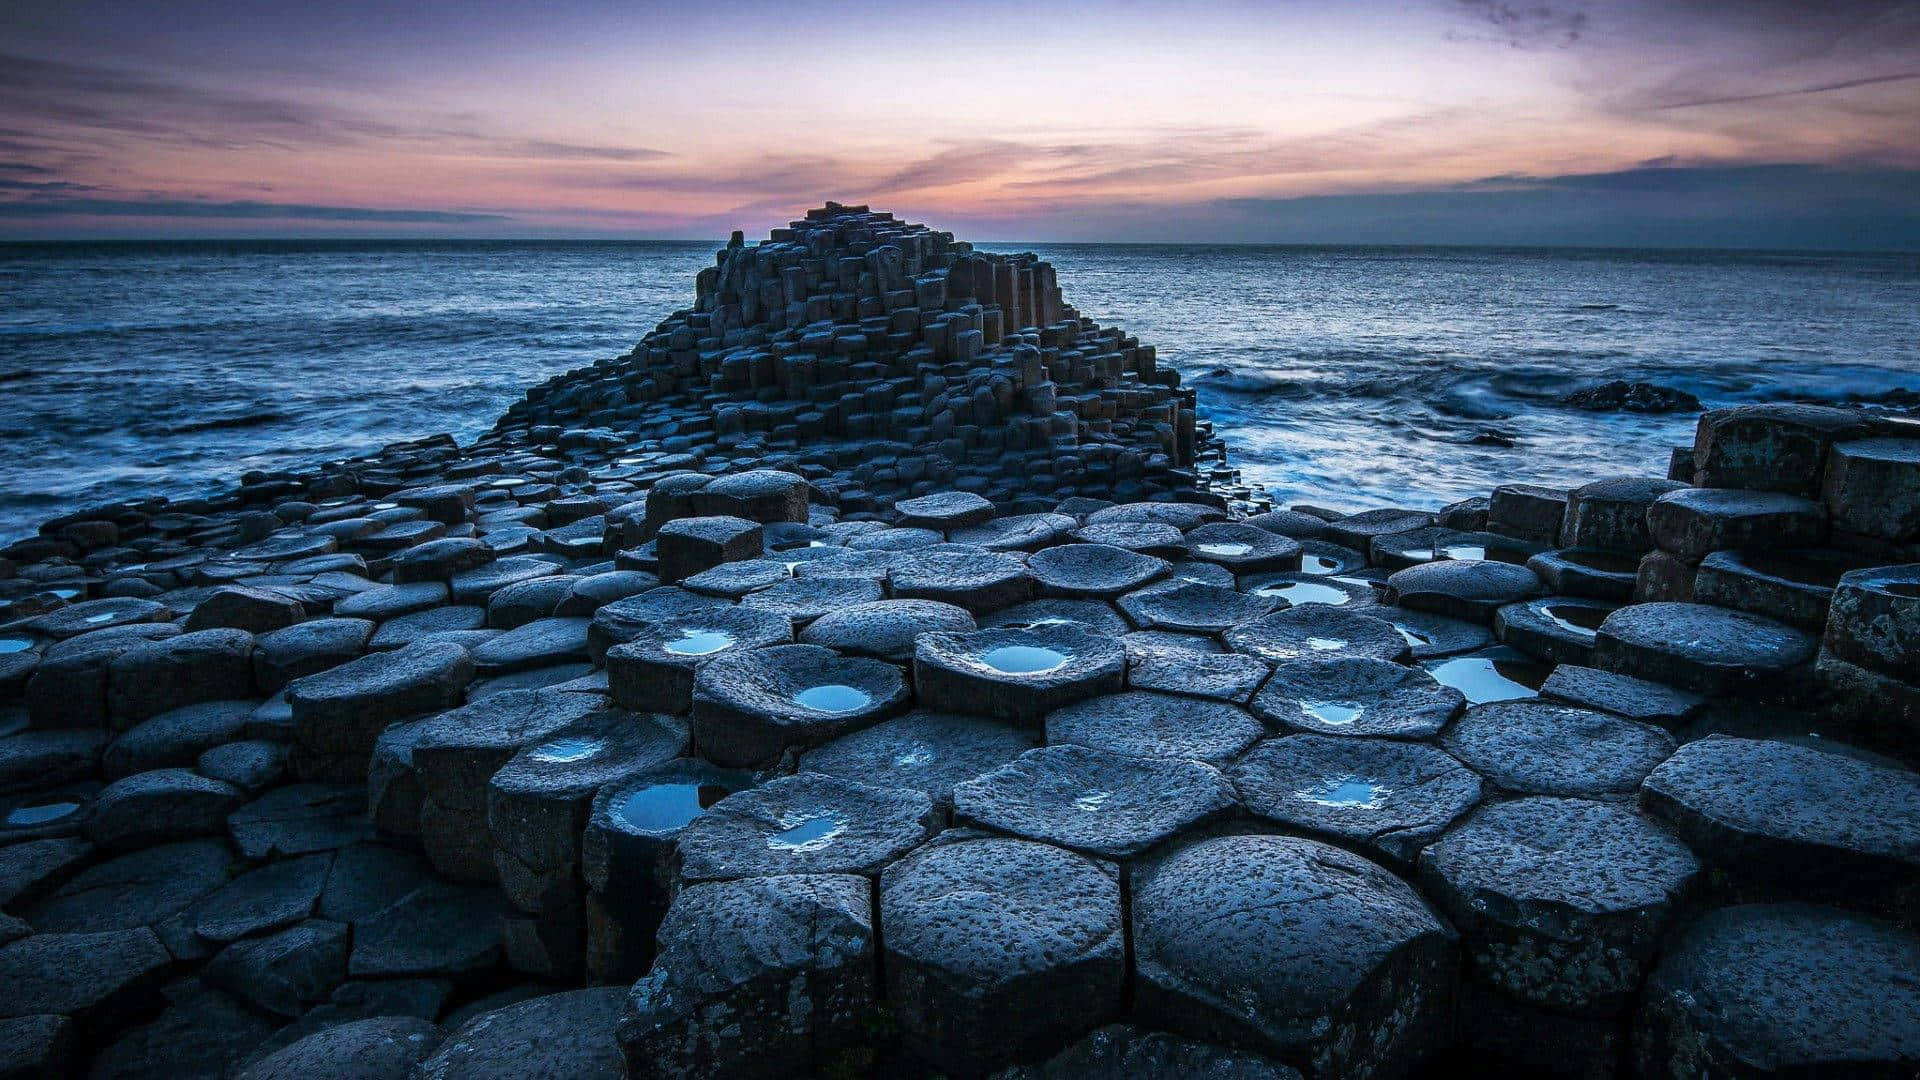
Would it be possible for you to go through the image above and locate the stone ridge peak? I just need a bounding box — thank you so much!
[493,202,1249,516]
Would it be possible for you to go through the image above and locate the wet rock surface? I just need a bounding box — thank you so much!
[4,203,1919,1077]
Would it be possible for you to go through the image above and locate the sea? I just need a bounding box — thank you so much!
[2,240,1917,542]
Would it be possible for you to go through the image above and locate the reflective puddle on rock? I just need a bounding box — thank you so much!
[1301,700,1365,725]
[1422,650,1548,704]
[768,813,846,852]
[1299,777,1388,809]
[530,736,603,763]
[981,645,1071,675]
[1073,791,1112,811]
[0,637,34,655]
[1541,604,1608,637]
[1300,554,1342,574]
[1256,581,1351,607]
[664,629,735,656]
[617,783,733,833]
[1195,542,1253,558]
[1306,636,1348,651]
[4,801,81,828]
[794,684,872,712]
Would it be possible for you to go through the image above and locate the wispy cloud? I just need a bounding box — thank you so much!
[1448,0,1589,49]
[1650,71,1920,110]
[0,197,509,222]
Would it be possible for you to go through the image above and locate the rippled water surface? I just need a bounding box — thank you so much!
[3,240,1916,540]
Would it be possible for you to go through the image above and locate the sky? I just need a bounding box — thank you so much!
[2,0,1918,245]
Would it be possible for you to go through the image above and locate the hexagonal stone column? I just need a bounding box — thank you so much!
[1639,735,1920,894]
[1823,436,1920,546]
[1691,403,1874,495]
[881,834,1124,1073]
[914,627,1124,723]
[1822,564,1920,681]
[1131,833,1457,1076]
[1441,701,1674,797]
[618,874,878,1080]
[1230,735,1482,868]
[691,644,908,767]
[1382,560,1543,624]
[1592,602,1814,694]
[797,710,1037,815]
[1252,657,1463,738]
[1645,488,1826,561]
[287,640,472,781]
[691,469,810,523]
[953,745,1237,860]
[1633,903,1920,1078]
[604,608,792,713]
[674,773,935,885]
[655,516,762,584]
[1045,691,1263,764]
[1028,544,1170,600]
[1420,797,1698,1016]
[888,547,1036,614]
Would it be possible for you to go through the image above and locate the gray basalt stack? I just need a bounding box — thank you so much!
[1,205,1918,1079]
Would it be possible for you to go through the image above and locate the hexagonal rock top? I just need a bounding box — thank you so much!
[1028,544,1171,600]
[1441,701,1676,797]
[674,773,936,883]
[880,834,1124,1073]
[1225,606,1409,665]
[1230,735,1483,868]
[913,626,1125,723]
[1045,691,1265,764]
[1419,797,1700,1015]
[1131,833,1457,1077]
[952,744,1237,859]
[1382,560,1544,623]
[1639,735,1920,886]
[893,491,995,531]
[1592,602,1815,694]
[1252,657,1463,738]
[797,710,1038,814]
[1633,903,1920,1078]
[617,874,877,1080]
[691,643,909,767]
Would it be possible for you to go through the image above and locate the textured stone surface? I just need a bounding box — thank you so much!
[1231,735,1483,868]
[952,745,1237,859]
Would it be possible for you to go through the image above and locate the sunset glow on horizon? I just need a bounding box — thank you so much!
[4,0,1919,245]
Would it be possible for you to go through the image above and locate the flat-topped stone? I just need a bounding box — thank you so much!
[691,643,908,767]
[1593,602,1815,693]
[888,547,1035,614]
[1692,403,1877,495]
[1420,797,1699,1014]
[1028,543,1170,599]
[1182,522,1301,574]
[1646,488,1827,561]
[1225,606,1408,664]
[951,744,1237,859]
[914,626,1125,722]
[1493,595,1614,665]
[1639,735,1920,888]
[1633,903,1920,1077]
[1045,690,1263,763]
[1231,735,1483,868]
[675,773,935,884]
[798,598,973,660]
[1538,663,1703,724]
[1131,833,1456,1077]
[1383,559,1543,623]
[1123,647,1271,703]
[1444,700,1674,796]
[605,607,793,713]
[893,490,995,530]
[1117,580,1275,633]
[288,640,473,772]
[587,586,731,662]
[1561,476,1687,553]
[797,710,1037,814]
[881,834,1124,1073]
[1252,656,1463,738]
[1822,564,1920,680]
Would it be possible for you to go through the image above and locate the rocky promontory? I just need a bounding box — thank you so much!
[1,204,1917,1079]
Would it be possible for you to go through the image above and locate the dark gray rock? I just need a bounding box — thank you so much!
[1071,520,1186,559]
[799,599,973,660]
[1593,602,1815,694]
[0,836,92,908]
[894,490,995,530]
[914,626,1125,723]
[618,875,876,1080]
[1045,691,1263,763]
[1646,487,1827,561]
[696,469,810,524]
[979,599,1132,637]
[1822,564,1920,681]
[1252,656,1463,738]
[882,835,1124,1073]
[1322,508,1433,552]
[347,882,506,978]
[84,768,245,850]
[0,1014,73,1079]
[204,918,350,1017]
[102,699,253,777]
[1560,476,1686,553]
[691,643,908,767]
[333,581,448,622]
[1231,735,1483,868]
[107,628,255,724]
[287,641,473,772]
[1420,797,1698,1014]
[1117,581,1275,633]
[1225,606,1408,664]
[1241,572,1379,612]
[0,928,169,1026]
[1640,735,1920,888]
[1183,522,1302,574]
[1633,903,1920,1078]
[390,538,495,584]
[468,616,589,675]
[1028,543,1170,600]
[656,515,762,583]
[1526,547,1641,603]
[1383,559,1543,624]
[26,623,179,728]
[420,987,626,1080]
[1493,595,1615,665]
[23,597,169,641]
[448,556,560,605]
[1823,436,1920,544]
[235,1016,444,1080]
[604,607,793,713]
[952,744,1237,859]
[797,710,1037,815]
[1442,701,1675,796]
[483,574,578,628]
[1131,833,1456,1077]
[1420,645,1553,704]
[24,839,232,932]
[675,773,935,884]
[367,605,486,650]
[950,512,1077,552]
[587,586,733,662]
[1123,647,1271,703]
[1691,403,1874,495]
[253,617,373,691]
[1538,663,1703,724]
[184,585,306,634]
[228,783,371,860]
[197,739,289,792]
[736,575,884,623]
[1001,1024,1301,1079]
[0,728,105,796]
